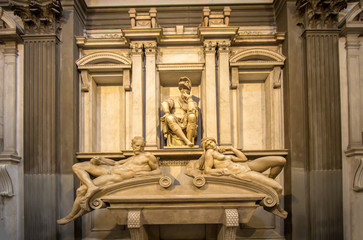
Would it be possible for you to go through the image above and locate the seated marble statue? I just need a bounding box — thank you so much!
[57,136,160,225]
[161,76,198,147]
[186,137,287,218]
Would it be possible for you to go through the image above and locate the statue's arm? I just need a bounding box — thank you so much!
[187,96,197,114]
[229,147,248,162]
[114,158,129,165]
[148,155,161,174]
[161,98,174,115]
[90,156,117,166]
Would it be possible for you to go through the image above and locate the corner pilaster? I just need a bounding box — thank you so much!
[217,40,232,146]
[296,0,347,238]
[144,41,158,149]
[10,0,63,238]
[130,42,144,139]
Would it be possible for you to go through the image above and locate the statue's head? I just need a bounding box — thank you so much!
[178,76,192,92]
[131,136,145,155]
[201,137,217,150]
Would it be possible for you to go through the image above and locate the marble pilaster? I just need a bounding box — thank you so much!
[203,41,218,140]
[144,42,158,149]
[130,42,144,139]
[345,34,362,148]
[217,40,232,146]
[2,43,18,155]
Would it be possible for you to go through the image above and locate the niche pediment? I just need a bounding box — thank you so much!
[230,48,285,69]
[76,52,131,72]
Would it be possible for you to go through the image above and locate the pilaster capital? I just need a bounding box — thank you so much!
[3,41,18,56]
[296,0,347,30]
[130,41,144,56]
[10,0,63,35]
[217,40,231,55]
[346,34,361,50]
[144,41,157,56]
[204,40,217,54]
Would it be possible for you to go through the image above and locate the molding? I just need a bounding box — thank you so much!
[0,153,21,164]
[198,26,238,41]
[157,62,204,72]
[122,28,162,43]
[345,146,363,157]
[76,149,289,161]
[230,48,286,63]
[353,158,363,191]
[76,51,132,66]
[76,36,127,49]
[0,165,14,197]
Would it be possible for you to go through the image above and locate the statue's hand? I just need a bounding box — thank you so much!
[218,147,226,153]
[90,157,101,165]
[222,168,232,176]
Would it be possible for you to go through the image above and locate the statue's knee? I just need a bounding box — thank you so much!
[72,163,81,172]
[166,115,175,123]
[277,157,286,166]
[188,113,197,123]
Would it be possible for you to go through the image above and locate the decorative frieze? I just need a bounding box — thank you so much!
[296,0,347,29]
[10,0,63,35]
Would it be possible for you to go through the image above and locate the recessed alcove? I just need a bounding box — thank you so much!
[76,51,132,152]
[230,48,285,150]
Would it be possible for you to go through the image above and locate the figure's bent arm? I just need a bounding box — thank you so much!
[230,147,248,162]
[161,99,173,115]
[148,155,161,175]
[90,157,117,166]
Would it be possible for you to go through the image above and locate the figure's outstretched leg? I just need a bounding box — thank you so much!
[247,156,286,179]
[242,171,287,218]
[166,115,193,147]
[57,185,88,225]
[186,113,197,144]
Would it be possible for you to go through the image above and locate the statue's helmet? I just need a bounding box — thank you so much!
[178,77,192,91]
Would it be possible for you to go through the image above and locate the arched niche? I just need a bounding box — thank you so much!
[76,52,132,152]
[230,48,286,150]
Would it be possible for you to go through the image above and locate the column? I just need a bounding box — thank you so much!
[203,41,218,140]
[130,42,144,139]
[2,42,18,155]
[144,42,158,149]
[217,40,232,146]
